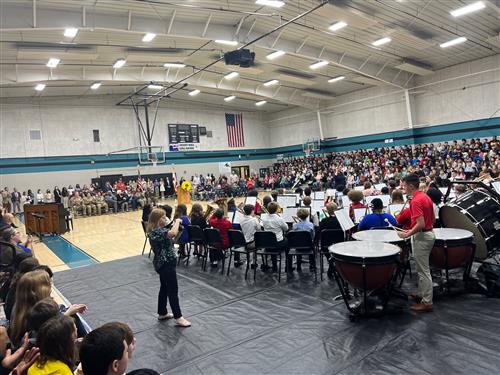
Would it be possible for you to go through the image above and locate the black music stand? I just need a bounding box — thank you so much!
[31,212,47,242]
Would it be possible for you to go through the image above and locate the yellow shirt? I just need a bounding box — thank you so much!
[28,360,73,375]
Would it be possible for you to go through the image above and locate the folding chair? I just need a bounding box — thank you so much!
[140,221,152,258]
[254,231,282,282]
[288,231,317,282]
[227,230,256,279]
[203,228,228,274]
[319,229,345,281]
[186,225,207,269]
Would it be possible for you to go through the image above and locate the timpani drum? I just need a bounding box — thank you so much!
[430,228,475,273]
[440,189,500,260]
[329,241,400,318]
[353,230,411,286]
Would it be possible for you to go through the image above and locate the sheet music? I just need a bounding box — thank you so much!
[232,210,245,225]
[334,209,355,231]
[439,187,448,195]
[374,183,386,190]
[311,199,325,214]
[313,191,325,200]
[354,185,364,191]
[354,208,367,224]
[492,181,500,195]
[326,189,335,197]
[245,196,257,205]
[341,195,351,208]
[379,195,390,207]
[364,195,377,205]
[282,207,299,223]
[260,213,270,222]
[295,194,302,205]
[277,195,297,209]
[388,204,404,216]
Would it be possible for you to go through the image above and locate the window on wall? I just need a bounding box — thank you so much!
[93,129,100,142]
[29,130,41,140]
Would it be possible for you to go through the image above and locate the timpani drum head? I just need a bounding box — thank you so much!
[329,241,400,260]
[352,230,403,243]
[440,190,500,260]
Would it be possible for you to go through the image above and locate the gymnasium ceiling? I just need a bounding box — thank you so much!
[0,0,499,112]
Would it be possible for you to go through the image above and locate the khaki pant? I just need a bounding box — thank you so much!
[411,231,436,304]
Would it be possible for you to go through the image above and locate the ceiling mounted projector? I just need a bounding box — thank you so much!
[224,49,255,68]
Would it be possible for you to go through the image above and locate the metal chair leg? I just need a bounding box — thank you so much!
[278,253,281,283]
[142,236,147,255]
[245,252,250,279]
[227,251,233,276]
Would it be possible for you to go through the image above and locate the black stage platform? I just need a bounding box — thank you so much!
[56,256,500,374]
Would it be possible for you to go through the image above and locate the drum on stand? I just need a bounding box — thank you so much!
[329,241,400,320]
[352,229,412,287]
[430,228,475,290]
[440,190,500,260]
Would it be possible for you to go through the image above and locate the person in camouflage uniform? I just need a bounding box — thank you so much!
[83,192,96,216]
[94,192,108,215]
[70,192,85,216]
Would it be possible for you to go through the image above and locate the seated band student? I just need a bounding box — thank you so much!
[358,198,398,231]
[239,204,262,251]
[173,204,190,257]
[347,189,367,221]
[247,190,261,214]
[208,209,232,268]
[319,203,342,232]
[189,203,207,256]
[261,202,288,272]
[301,197,319,227]
[291,208,316,272]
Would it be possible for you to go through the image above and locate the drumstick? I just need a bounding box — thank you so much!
[384,218,404,232]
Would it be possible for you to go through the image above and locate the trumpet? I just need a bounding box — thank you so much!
[260,205,269,214]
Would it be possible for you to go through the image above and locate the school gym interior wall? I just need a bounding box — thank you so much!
[267,54,500,146]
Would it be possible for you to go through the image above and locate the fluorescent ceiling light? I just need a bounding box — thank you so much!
[224,95,236,102]
[255,100,267,106]
[163,62,186,68]
[263,79,279,87]
[90,82,102,90]
[255,0,285,8]
[148,84,163,90]
[34,83,46,91]
[46,58,60,68]
[372,37,391,46]
[328,76,345,83]
[440,37,467,48]
[142,33,156,42]
[113,59,126,69]
[224,71,239,80]
[309,60,329,70]
[64,28,78,38]
[189,89,200,96]
[450,1,485,17]
[266,50,285,60]
[215,40,238,46]
[328,21,347,31]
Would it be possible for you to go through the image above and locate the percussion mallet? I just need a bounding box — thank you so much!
[384,218,404,232]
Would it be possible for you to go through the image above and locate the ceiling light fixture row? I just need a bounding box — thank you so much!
[255,0,285,8]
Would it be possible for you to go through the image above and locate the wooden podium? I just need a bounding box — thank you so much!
[24,204,68,235]
[176,187,191,206]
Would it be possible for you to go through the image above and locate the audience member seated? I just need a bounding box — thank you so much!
[291,208,315,272]
[208,209,232,267]
[4,257,40,321]
[1,227,34,256]
[79,325,130,375]
[28,315,76,375]
[26,298,60,343]
[9,270,52,347]
[358,198,398,231]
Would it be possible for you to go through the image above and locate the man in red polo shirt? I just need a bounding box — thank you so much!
[398,173,435,312]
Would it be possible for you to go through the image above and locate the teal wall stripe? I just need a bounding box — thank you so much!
[1,117,499,175]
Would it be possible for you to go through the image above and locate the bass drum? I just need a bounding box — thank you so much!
[440,189,500,260]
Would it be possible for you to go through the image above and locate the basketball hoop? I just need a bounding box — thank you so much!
[304,147,312,157]
[149,156,158,167]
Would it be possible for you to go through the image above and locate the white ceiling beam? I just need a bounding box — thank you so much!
[167,10,176,35]
[127,10,132,31]
[82,6,86,27]
[202,13,212,38]
[32,0,36,28]
[271,29,284,49]
[244,19,257,42]
[234,17,245,38]
[296,37,309,53]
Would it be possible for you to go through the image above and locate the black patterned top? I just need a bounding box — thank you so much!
[149,227,176,269]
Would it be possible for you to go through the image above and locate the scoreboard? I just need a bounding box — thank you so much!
[168,124,200,144]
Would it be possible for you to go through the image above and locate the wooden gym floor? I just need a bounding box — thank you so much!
[16,195,257,273]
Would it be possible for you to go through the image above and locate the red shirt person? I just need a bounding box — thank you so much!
[398,174,435,313]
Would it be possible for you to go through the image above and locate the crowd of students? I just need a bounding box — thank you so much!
[0,212,162,374]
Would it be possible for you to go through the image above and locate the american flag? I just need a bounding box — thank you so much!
[225,113,245,147]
